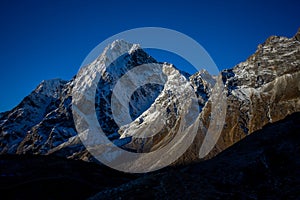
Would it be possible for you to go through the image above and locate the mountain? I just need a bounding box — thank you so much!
[0,29,299,168]
[0,78,72,154]
[184,28,300,162]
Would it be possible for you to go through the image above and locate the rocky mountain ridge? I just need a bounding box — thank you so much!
[0,29,299,167]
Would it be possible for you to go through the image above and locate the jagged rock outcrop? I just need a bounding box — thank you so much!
[204,30,300,159]
[177,30,300,163]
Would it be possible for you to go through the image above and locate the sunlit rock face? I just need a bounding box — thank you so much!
[0,30,299,166]
[195,31,300,161]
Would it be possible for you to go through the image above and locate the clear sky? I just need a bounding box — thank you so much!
[0,0,299,112]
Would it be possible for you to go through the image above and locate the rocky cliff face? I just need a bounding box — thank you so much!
[176,30,300,163]
[202,30,300,159]
[0,30,299,167]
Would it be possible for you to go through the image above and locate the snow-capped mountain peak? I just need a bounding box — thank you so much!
[35,78,66,98]
[98,39,142,66]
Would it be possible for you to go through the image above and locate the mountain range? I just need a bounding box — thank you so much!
[0,28,299,199]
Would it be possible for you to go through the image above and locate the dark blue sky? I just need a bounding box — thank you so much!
[0,0,299,112]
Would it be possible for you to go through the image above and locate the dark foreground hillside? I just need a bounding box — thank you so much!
[1,112,299,200]
[91,112,300,200]
[0,155,137,199]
